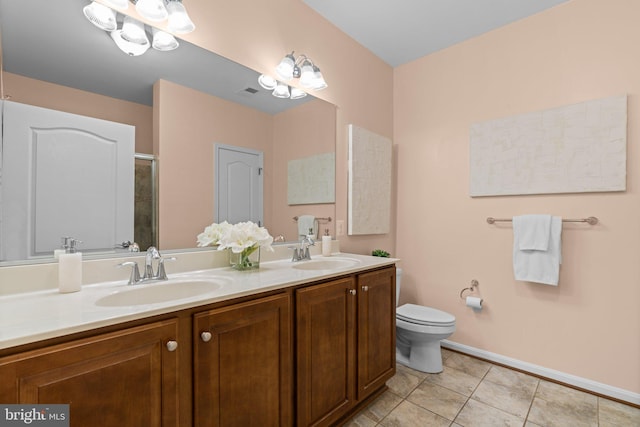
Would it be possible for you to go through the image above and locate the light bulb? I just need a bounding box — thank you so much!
[121,16,149,45]
[135,0,168,22]
[83,1,117,31]
[166,0,195,34]
[290,87,307,100]
[275,53,295,81]
[152,28,179,51]
[258,75,277,90]
[299,60,315,88]
[272,82,290,98]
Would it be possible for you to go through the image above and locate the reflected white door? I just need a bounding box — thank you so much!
[215,144,263,225]
[0,100,135,260]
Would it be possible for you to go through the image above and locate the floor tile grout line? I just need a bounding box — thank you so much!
[523,378,541,425]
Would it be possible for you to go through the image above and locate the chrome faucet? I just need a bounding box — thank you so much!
[144,246,161,279]
[290,235,315,262]
[117,246,176,285]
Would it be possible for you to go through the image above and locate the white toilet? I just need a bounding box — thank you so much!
[395,268,456,373]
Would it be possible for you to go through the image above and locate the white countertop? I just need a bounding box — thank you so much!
[0,253,396,351]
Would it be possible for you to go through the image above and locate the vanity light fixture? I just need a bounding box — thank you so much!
[83,1,183,56]
[274,51,328,90]
[257,51,327,100]
[129,0,195,32]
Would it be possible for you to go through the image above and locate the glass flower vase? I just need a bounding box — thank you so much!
[229,245,260,271]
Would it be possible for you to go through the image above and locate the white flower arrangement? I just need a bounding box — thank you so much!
[197,221,274,270]
[197,221,274,252]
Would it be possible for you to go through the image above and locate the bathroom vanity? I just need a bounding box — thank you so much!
[0,253,396,426]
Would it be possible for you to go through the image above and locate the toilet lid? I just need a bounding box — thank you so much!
[397,304,456,327]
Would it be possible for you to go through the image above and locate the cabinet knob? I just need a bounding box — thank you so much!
[200,331,212,342]
[349,289,357,296]
[362,285,369,292]
[166,340,178,352]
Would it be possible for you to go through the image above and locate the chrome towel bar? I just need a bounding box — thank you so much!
[486,216,598,225]
[293,216,332,222]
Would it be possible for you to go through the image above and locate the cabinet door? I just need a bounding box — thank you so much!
[296,277,356,427]
[357,267,396,399]
[0,319,180,427]
[194,293,292,427]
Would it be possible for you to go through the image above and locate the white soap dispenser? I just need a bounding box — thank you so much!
[322,229,332,257]
[58,238,82,293]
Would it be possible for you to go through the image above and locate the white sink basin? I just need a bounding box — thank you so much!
[292,257,361,271]
[95,278,226,307]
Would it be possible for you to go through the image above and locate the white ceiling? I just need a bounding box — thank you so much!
[303,0,569,67]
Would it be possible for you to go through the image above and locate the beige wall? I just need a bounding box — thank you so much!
[271,99,336,241]
[2,72,152,154]
[155,79,273,249]
[394,0,639,394]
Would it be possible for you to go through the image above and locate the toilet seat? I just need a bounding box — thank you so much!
[397,303,455,327]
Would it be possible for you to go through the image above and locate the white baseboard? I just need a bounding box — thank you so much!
[442,340,640,406]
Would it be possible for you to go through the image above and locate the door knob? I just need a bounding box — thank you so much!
[200,331,212,342]
[349,289,357,296]
[362,285,369,291]
[166,340,178,352]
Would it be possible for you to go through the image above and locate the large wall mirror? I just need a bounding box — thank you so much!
[0,0,336,265]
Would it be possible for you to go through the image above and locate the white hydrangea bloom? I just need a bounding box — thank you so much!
[217,221,274,253]
[196,221,232,247]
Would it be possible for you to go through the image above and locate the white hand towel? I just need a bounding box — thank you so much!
[513,214,552,250]
[297,215,316,238]
[513,215,562,286]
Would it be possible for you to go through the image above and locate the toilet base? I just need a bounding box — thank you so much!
[395,340,444,374]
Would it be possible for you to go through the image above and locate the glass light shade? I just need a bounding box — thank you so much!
[290,87,307,100]
[121,16,149,45]
[272,82,290,99]
[311,66,328,90]
[299,60,315,88]
[258,74,277,90]
[83,2,117,31]
[166,0,196,34]
[110,30,150,56]
[152,28,179,51]
[275,53,295,80]
[135,0,168,22]
[103,0,129,9]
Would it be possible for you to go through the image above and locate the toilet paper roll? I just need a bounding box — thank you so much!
[466,296,483,310]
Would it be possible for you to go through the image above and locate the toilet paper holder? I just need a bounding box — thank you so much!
[459,280,479,299]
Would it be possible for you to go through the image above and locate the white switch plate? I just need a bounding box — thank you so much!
[336,220,345,236]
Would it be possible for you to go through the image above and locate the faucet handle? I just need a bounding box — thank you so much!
[288,246,300,262]
[117,261,141,285]
[156,257,177,280]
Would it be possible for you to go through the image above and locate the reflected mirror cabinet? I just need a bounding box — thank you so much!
[0,0,337,265]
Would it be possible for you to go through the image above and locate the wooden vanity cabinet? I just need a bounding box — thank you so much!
[296,266,396,426]
[356,267,396,399]
[0,319,181,427]
[0,264,395,427]
[296,277,357,426]
[193,293,292,427]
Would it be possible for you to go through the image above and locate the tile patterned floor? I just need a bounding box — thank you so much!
[345,349,640,426]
